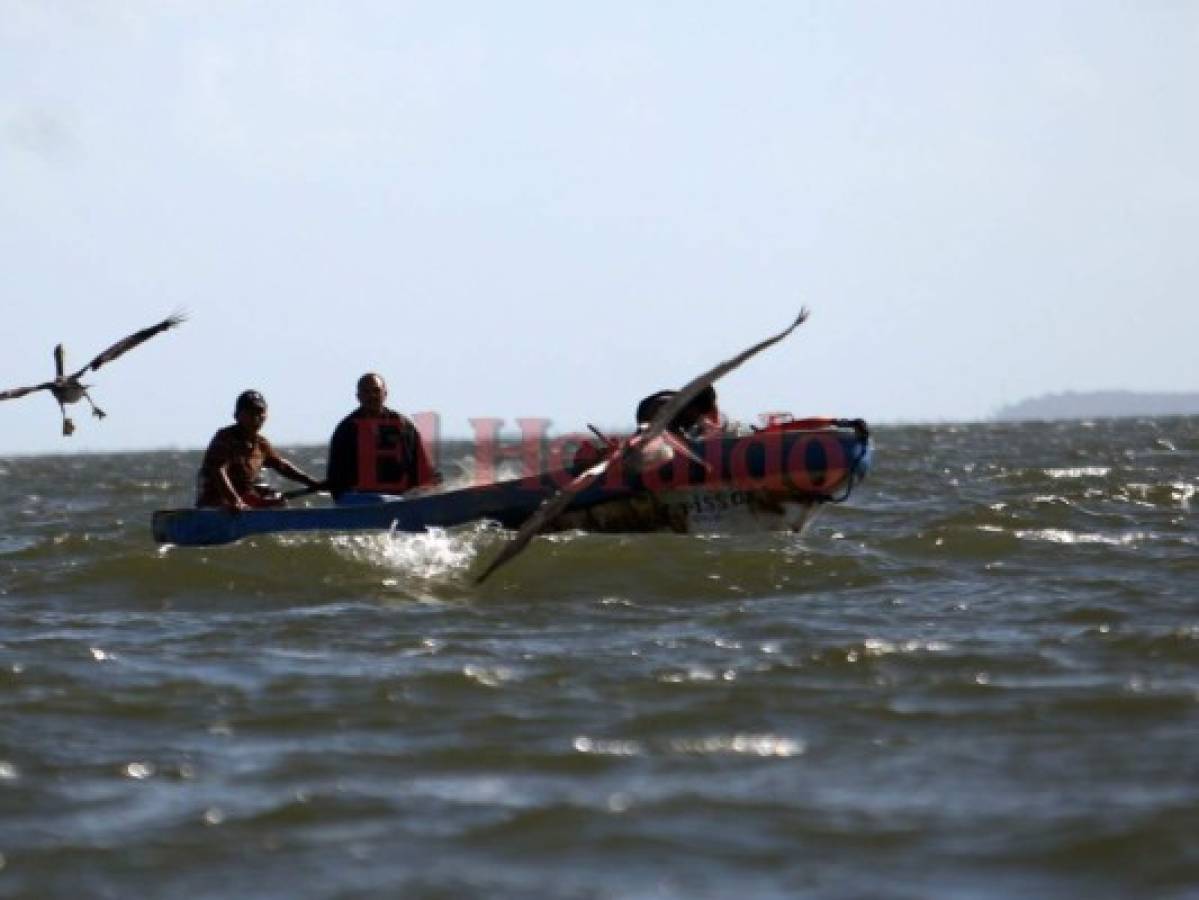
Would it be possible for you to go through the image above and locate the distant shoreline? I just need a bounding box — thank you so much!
[994,390,1199,422]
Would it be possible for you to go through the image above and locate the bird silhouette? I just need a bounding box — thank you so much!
[0,314,185,435]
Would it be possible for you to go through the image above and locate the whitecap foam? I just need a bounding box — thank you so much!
[1044,467,1111,479]
[1121,481,1195,510]
[573,736,643,756]
[1172,482,1195,511]
[1014,528,1151,547]
[462,663,515,687]
[861,638,951,656]
[668,734,804,758]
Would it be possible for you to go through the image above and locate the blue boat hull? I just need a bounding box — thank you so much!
[151,427,871,547]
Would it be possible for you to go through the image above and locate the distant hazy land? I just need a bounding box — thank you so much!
[995,391,1199,421]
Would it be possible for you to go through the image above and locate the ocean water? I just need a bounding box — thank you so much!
[1,419,1196,899]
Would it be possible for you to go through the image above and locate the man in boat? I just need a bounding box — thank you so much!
[637,385,722,437]
[324,373,439,500]
[195,390,323,510]
[573,385,723,470]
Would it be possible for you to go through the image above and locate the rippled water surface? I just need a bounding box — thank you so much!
[2,420,1197,898]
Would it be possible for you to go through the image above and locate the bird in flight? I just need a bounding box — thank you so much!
[474,308,811,584]
[0,313,185,435]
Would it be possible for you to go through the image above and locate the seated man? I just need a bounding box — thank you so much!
[572,386,723,470]
[325,373,439,500]
[641,385,721,437]
[195,390,323,510]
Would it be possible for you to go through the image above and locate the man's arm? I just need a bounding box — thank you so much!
[214,463,249,510]
[263,437,323,491]
[267,457,323,493]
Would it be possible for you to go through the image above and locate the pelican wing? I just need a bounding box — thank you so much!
[475,307,811,584]
[72,313,186,377]
[474,454,613,585]
[631,308,809,452]
[0,382,54,401]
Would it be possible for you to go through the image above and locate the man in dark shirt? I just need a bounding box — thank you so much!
[325,373,438,499]
[196,390,323,509]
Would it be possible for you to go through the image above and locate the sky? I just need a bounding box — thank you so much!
[2,0,1196,455]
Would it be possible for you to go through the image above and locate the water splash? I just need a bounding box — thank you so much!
[327,523,492,581]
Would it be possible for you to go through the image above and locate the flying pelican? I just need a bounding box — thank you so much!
[0,313,185,435]
[475,308,811,583]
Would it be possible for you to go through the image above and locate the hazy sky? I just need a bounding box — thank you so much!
[3,0,1196,455]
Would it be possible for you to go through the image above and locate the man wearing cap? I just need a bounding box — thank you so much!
[324,373,439,499]
[195,390,323,510]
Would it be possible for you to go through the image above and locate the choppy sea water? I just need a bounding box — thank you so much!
[1,419,1197,899]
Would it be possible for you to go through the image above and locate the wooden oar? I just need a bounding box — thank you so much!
[474,307,811,584]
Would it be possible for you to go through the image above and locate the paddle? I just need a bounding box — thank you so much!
[474,307,811,584]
